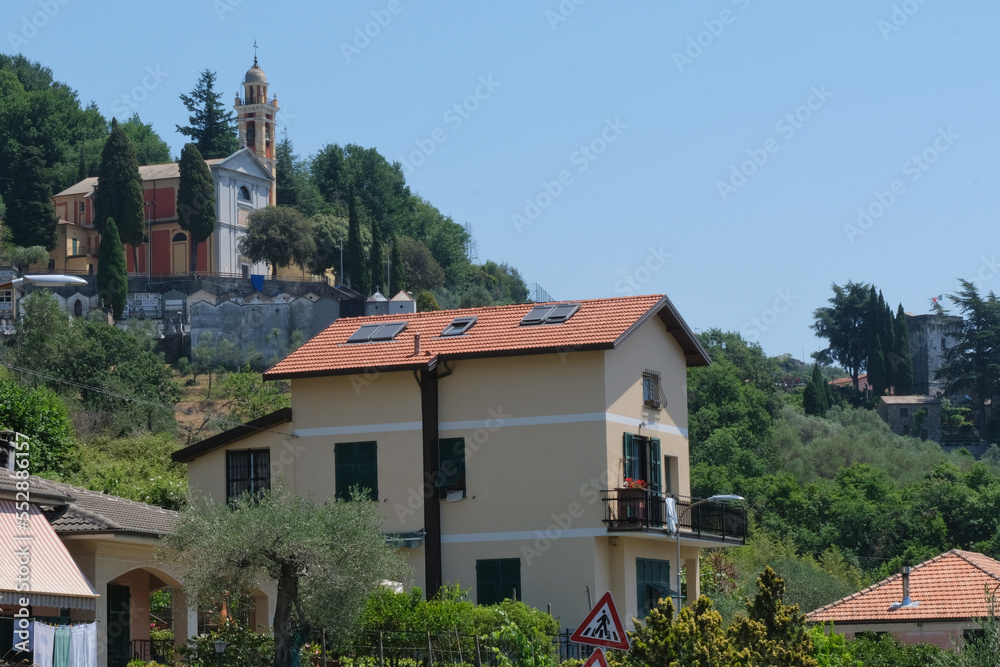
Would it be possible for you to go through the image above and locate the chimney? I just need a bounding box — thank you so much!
[902,566,911,605]
[414,333,421,356]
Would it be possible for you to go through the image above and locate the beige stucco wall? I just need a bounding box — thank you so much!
[185,314,700,630]
[829,620,977,649]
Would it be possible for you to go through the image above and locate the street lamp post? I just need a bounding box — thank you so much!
[674,494,743,612]
[213,639,226,667]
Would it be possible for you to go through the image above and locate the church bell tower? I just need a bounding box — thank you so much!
[234,54,278,204]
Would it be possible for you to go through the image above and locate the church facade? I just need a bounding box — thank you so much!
[46,58,305,280]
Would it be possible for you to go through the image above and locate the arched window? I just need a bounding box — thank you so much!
[173,232,187,242]
[73,300,83,317]
[239,186,251,201]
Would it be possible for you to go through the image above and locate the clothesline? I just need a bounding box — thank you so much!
[23,621,96,667]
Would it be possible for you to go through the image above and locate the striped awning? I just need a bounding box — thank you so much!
[0,500,97,610]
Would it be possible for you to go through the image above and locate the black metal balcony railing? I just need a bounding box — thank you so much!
[601,490,746,544]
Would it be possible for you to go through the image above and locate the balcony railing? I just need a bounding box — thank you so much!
[601,490,746,544]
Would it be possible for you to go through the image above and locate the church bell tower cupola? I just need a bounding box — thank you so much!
[234,53,279,204]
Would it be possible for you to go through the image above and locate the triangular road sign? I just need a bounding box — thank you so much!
[581,648,610,667]
[571,591,630,650]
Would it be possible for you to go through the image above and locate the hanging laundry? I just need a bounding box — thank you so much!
[32,621,54,667]
[82,622,97,667]
[53,626,71,667]
[70,625,86,667]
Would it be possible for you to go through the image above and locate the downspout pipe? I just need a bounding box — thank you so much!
[419,367,442,597]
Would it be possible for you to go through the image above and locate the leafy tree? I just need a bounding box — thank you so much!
[812,281,871,390]
[93,118,145,268]
[239,206,316,279]
[846,632,942,666]
[275,132,324,216]
[307,213,347,277]
[399,236,445,290]
[416,291,440,312]
[158,488,407,667]
[77,144,87,181]
[5,145,58,249]
[312,143,412,235]
[96,218,128,319]
[119,113,172,165]
[177,143,216,272]
[369,219,386,293]
[346,184,369,294]
[937,280,1000,433]
[892,304,914,394]
[1,246,48,275]
[217,371,290,424]
[0,372,79,477]
[180,619,273,667]
[176,70,238,159]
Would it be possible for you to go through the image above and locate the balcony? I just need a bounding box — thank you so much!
[601,490,746,544]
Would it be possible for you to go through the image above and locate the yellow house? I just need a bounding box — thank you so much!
[174,295,746,630]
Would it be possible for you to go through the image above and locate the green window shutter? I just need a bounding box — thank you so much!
[477,558,521,605]
[637,558,672,618]
[438,437,466,496]
[649,439,662,495]
[358,441,378,501]
[336,442,378,501]
[623,433,638,482]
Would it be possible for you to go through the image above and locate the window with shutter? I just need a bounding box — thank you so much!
[335,441,378,501]
[622,434,661,494]
[636,557,674,618]
[438,438,466,498]
[476,558,521,605]
[226,449,271,504]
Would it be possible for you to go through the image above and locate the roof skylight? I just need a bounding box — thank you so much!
[346,321,408,343]
[441,316,477,337]
[519,303,581,326]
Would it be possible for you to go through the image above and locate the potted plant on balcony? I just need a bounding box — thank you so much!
[618,478,648,524]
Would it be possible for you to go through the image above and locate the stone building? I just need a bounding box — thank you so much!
[877,395,942,443]
[906,313,962,396]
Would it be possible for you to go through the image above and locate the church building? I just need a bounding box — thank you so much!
[47,58,303,280]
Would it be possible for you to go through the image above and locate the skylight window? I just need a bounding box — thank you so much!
[346,321,408,343]
[441,316,477,337]
[519,303,581,326]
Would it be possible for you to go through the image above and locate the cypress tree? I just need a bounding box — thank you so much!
[803,365,829,417]
[869,335,887,396]
[94,118,145,270]
[893,304,914,394]
[346,183,369,295]
[389,235,406,294]
[369,219,385,294]
[77,144,87,182]
[5,146,58,250]
[879,292,895,392]
[96,218,128,319]
[864,286,879,390]
[177,143,216,273]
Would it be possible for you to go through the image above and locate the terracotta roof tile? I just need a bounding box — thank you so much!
[807,550,1000,623]
[264,295,709,379]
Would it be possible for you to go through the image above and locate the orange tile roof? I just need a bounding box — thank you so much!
[264,294,709,379]
[807,550,1000,624]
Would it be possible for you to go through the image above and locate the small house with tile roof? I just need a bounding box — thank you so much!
[175,295,748,631]
[807,549,1000,648]
[876,395,942,442]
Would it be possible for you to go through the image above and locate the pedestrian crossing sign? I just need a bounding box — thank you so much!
[581,648,610,667]
[570,592,629,650]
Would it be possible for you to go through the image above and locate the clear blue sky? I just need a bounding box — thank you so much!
[5,0,998,360]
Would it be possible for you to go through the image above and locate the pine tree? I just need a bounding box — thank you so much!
[389,235,406,294]
[893,304,914,394]
[93,118,145,270]
[4,146,58,250]
[177,143,216,273]
[346,184,369,295]
[369,219,385,294]
[97,218,128,319]
[176,70,238,159]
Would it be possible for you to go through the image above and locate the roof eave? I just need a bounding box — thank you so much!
[614,295,711,366]
[173,407,293,462]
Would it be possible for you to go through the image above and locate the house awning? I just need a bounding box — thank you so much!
[0,500,97,611]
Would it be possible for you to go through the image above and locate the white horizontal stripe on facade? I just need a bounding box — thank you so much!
[295,412,687,438]
[441,528,608,543]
